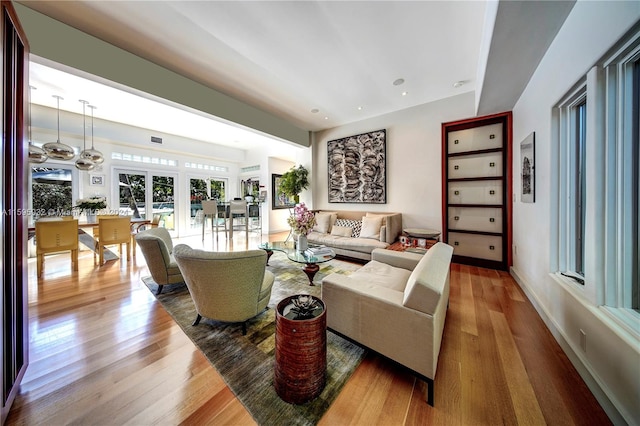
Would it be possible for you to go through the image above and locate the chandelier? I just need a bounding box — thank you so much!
[79,104,104,164]
[42,95,76,161]
[75,100,95,171]
[27,86,47,164]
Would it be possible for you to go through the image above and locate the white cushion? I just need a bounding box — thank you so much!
[358,215,383,239]
[348,260,411,291]
[334,219,362,237]
[313,212,333,233]
[330,225,353,237]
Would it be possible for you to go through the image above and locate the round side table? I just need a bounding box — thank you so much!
[274,295,326,404]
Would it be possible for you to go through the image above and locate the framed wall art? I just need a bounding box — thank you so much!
[327,129,386,203]
[520,132,535,203]
[89,174,104,187]
[272,174,296,209]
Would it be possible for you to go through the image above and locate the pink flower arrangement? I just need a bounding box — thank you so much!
[287,203,316,236]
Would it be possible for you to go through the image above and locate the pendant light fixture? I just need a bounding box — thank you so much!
[43,95,76,160]
[79,104,104,164]
[75,99,95,171]
[27,86,48,164]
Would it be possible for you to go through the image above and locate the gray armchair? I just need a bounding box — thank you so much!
[173,244,275,335]
[135,227,184,294]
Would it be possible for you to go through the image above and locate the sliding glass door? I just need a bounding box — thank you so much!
[116,169,176,232]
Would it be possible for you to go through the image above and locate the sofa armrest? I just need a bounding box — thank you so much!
[372,248,423,270]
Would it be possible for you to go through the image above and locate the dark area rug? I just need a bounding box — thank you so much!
[142,253,365,426]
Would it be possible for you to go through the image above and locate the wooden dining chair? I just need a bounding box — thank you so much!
[35,218,79,278]
[94,216,132,265]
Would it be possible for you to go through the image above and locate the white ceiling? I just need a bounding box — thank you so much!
[22,0,574,149]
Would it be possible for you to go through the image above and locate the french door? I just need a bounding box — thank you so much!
[188,176,227,233]
[116,169,177,233]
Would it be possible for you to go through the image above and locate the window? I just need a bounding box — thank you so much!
[633,60,639,311]
[555,86,587,285]
[575,101,587,278]
[30,165,77,221]
[554,28,640,326]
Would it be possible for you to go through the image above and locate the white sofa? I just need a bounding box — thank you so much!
[307,210,402,261]
[321,242,454,405]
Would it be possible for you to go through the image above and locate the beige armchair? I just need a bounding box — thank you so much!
[173,244,275,335]
[135,227,183,295]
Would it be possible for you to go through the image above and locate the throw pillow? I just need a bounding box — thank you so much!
[320,211,339,233]
[358,215,383,239]
[313,212,333,233]
[334,218,362,238]
[330,225,353,237]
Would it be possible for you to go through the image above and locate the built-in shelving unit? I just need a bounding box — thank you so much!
[441,112,512,270]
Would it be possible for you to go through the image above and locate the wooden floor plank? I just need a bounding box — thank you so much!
[6,233,610,425]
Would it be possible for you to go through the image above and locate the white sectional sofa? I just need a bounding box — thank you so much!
[307,210,402,261]
[321,242,454,405]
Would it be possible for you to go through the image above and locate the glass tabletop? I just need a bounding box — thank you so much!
[259,241,336,265]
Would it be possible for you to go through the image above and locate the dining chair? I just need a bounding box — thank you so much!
[94,216,132,265]
[201,200,217,241]
[35,218,79,278]
[228,200,248,239]
[216,201,229,238]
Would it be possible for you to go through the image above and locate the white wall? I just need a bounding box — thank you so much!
[511,2,640,424]
[312,92,475,229]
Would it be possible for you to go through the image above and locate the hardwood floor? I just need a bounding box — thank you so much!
[7,231,610,425]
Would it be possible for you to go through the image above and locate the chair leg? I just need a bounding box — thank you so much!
[192,314,202,326]
[72,249,78,271]
[37,254,43,278]
[242,321,247,335]
[156,285,163,295]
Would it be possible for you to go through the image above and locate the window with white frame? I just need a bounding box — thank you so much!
[554,27,640,323]
[555,85,587,286]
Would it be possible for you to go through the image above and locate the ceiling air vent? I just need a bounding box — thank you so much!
[150,136,163,144]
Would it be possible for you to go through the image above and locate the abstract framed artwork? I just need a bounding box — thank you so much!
[520,132,535,203]
[327,129,386,203]
[272,174,296,209]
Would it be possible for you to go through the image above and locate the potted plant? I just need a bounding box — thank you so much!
[286,202,316,251]
[279,165,310,204]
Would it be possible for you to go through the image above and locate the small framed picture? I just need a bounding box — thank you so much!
[90,174,104,186]
[417,238,427,248]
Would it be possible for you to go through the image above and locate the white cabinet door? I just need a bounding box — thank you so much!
[448,207,502,233]
[448,232,503,261]
[448,152,503,179]
[447,123,503,154]
[448,180,503,205]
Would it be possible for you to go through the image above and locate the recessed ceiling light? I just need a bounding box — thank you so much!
[393,78,405,86]
[311,108,319,113]
[357,106,363,111]
[402,91,408,96]
[453,81,465,88]
[324,116,329,120]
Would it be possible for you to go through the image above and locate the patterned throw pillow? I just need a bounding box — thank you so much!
[333,219,362,238]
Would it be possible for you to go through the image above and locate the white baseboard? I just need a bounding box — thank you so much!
[509,267,626,425]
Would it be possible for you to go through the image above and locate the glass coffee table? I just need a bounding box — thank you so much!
[259,241,336,286]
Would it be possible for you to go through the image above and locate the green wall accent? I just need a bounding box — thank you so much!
[14,3,310,148]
